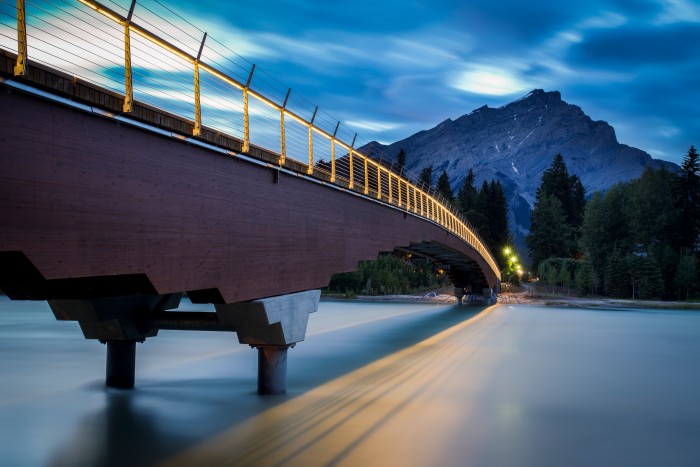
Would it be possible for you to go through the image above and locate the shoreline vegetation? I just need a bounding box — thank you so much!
[324,284,700,310]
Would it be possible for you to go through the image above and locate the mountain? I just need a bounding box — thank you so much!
[367,89,678,258]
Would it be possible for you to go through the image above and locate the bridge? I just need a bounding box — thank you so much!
[0,0,500,394]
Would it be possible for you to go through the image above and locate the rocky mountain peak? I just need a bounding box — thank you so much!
[368,90,678,254]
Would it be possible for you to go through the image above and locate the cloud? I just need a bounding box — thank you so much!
[653,0,700,24]
[344,119,401,133]
[451,65,533,96]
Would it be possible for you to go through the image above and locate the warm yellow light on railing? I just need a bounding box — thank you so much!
[70,0,500,280]
[77,0,123,24]
[201,65,244,91]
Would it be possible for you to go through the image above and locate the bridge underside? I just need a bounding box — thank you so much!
[0,76,498,304]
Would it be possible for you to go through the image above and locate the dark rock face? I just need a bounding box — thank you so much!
[370,89,677,253]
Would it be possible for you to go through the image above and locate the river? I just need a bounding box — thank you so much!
[0,295,699,466]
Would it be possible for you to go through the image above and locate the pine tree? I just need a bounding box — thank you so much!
[486,179,511,253]
[457,168,477,215]
[570,175,586,234]
[436,170,454,202]
[527,193,571,271]
[674,146,700,250]
[576,260,597,296]
[396,148,407,175]
[419,165,433,188]
[675,251,699,300]
[605,248,629,298]
[529,154,585,268]
[537,154,573,217]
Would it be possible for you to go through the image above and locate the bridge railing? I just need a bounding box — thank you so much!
[0,0,500,279]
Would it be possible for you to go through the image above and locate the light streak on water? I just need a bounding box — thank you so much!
[1,296,699,466]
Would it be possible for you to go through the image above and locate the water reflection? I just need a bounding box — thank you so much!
[2,298,700,467]
[50,392,167,467]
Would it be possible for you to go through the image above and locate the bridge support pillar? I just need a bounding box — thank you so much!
[48,294,182,389]
[256,345,289,395]
[105,340,137,389]
[216,290,320,395]
[454,287,465,305]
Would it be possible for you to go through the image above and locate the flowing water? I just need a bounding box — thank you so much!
[1,296,699,466]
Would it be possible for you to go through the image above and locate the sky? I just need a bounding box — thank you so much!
[5,0,698,164]
[159,0,699,165]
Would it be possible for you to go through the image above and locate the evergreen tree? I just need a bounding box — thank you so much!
[419,165,433,188]
[629,168,681,251]
[675,251,699,299]
[528,154,585,267]
[579,192,606,275]
[457,168,478,214]
[469,180,492,241]
[537,154,574,220]
[576,260,597,296]
[674,146,700,250]
[436,170,454,202]
[626,254,662,300]
[527,193,571,271]
[396,148,407,175]
[570,175,586,235]
[486,179,511,253]
[605,248,629,298]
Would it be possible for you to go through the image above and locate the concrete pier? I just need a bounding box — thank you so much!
[105,340,137,389]
[454,287,465,305]
[217,290,320,394]
[257,346,289,395]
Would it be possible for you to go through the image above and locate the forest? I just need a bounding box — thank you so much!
[327,145,699,301]
[325,159,515,295]
[528,146,699,300]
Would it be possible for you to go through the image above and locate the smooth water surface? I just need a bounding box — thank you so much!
[1,296,699,466]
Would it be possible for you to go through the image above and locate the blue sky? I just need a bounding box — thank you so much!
[9,0,698,164]
[157,0,700,164]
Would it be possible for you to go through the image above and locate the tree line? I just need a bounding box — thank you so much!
[325,149,515,295]
[528,146,700,300]
[325,254,449,296]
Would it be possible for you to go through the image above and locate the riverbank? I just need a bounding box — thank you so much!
[324,285,700,310]
[501,284,700,310]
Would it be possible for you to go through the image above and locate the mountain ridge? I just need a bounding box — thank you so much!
[366,89,678,255]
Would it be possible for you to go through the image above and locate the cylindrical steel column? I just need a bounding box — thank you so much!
[106,340,136,389]
[257,346,289,395]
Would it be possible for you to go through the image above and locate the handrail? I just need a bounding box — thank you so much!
[2,0,500,280]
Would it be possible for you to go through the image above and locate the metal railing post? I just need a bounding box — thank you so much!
[413,185,417,213]
[398,178,402,207]
[193,32,207,136]
[364,157,369,195]
[280,88,290,165]
[242,64,255,153]
[388,173,393,203]
[331,121,339,183]
[349,133,356,189]
[376,166,382,199]
[121,0,137,113]
[14,0,27,76]
[307,106,317,175]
